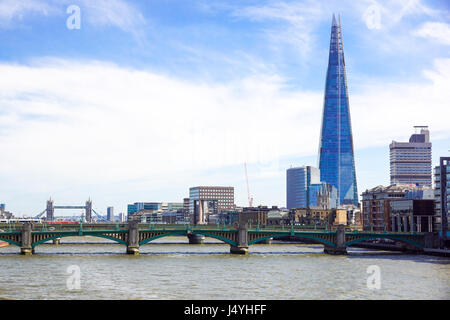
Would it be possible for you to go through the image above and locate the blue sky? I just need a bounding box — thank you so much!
[0,0,449,217]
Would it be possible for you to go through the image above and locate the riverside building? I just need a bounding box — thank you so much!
[390,126,432,187]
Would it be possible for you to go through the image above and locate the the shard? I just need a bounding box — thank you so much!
[318,14,358,207]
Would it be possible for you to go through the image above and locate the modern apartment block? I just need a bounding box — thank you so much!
[189,186,235,224]
[390,126,432,187]
[434,157,450,238]
[318,14,358,207]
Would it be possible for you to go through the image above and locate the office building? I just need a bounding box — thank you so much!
[189,186,235,224]
[390,126,432,187]
[434,157,450,241]
[318,14,358,207]
[118,212,126,222]
[286,166,320,209]
[127,202,161,218]
[287,166,338,210]
[107,207,114,222]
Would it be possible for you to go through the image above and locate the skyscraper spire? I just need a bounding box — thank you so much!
[318,15,358,207]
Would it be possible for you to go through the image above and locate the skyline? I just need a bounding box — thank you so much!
[0,0,450,216]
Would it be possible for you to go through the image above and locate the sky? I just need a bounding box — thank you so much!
[0,0,449,217]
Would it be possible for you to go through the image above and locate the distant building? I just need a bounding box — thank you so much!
[118,212,126,222]
[127,202,184,220]
[390,199,435,232]
[0,204,13,219]
[216,211,239,225]
[361,184,432,231]
[183,198,190,222]
[434,157,450,239]
[290,207,347,227]
[390,126,432,187]
[267,209,290,226]
[189,186,235,224]
[127,202,161,218]
[239,206,273,226]
[107,207,114,222]
[286,166,320,209]
[162,211,186,224]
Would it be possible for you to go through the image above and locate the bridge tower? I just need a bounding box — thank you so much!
[85,199,92,223]
[46,199,54,221]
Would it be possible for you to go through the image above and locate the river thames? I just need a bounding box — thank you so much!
[0,236,449,300]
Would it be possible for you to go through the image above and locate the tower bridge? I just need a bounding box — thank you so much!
[0,222,437,255]
[34,198,105,222]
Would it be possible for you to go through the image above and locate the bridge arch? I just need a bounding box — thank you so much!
[248,233,337,248]
[138,230,238,246]
[139,230,187,246]
[31,233,128,247]
[0,237,21,247]
[192,231,237,246]
[345,236,424,249]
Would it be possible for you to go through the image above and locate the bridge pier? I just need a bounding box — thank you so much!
[20,222,33,255]
[230,222,249,254]
[187,233,205,244]
[324,224,347,255]
[126,220,140,255]
[52,238,61,245]
[260,237,273,245]
[424,232,439,249]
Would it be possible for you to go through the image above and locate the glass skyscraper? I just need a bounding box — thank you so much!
[286,166,320,209]
[318,14,358,207]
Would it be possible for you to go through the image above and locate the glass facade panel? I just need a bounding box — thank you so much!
[318,15,358,206]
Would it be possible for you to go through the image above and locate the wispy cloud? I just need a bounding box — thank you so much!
[230,0,327,62]
[360,0,440,30]
[413,21,450,45]
[0,0,146,37]
[0,0,59,27]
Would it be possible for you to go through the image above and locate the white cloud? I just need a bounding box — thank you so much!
[0,0,59,27]
[1,58,449,214]
[413,21,450,45]
[351,58,450,148]
[0,59,321,193]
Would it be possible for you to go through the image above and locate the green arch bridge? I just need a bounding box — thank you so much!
[0,222,437,255]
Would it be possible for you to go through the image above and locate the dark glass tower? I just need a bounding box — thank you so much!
[318,14,358,206]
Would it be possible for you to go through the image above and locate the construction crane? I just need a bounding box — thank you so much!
[244,162,254,207]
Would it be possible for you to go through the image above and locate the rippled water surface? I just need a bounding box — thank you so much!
[0,236,449,300]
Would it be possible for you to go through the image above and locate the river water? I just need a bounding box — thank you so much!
[0,236,449,300]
